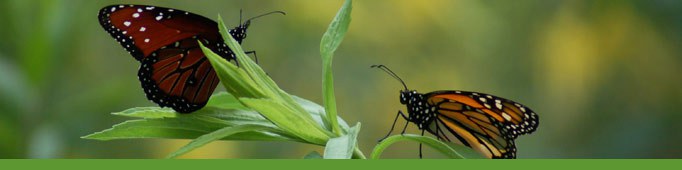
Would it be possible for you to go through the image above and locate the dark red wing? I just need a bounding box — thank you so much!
[98,4,223,61]
[138,39,220,113]
[99,4,246,113]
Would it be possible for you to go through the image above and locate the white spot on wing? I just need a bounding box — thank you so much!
[502,112,512,121]
[144,38,150,43]
[139,27,146,32]
[133,13,140,18]
[123,21,131,27]
[155,16,162,21]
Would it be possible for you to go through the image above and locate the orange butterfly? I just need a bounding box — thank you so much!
[373,65,539,159]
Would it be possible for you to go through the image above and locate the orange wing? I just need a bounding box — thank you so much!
[424,91,538,158]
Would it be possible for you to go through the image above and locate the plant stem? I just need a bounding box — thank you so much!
[370,134,465,159]
[352,147,366,159]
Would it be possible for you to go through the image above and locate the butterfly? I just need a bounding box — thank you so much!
[98,4,284,113]
[372,65,539,159]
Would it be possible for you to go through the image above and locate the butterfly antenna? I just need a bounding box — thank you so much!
[371,65,409,90]
[245,11,286,23]
[239,9,243,25]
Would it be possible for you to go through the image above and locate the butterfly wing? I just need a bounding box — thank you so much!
[99,5,239,113]
[98,4,228,61]
[138,39,221,113]
[424,91,539,158]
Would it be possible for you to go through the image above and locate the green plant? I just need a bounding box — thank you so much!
[83,0,474,159]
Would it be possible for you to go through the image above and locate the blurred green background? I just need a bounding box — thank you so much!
[1,0,681,158]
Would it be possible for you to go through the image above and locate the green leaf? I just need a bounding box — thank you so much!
[82,118,297,142]
[111,107,177,119]
[204,21,337,144]
[370,134,466,159]
[199,42,265,98]
[81,117,225,141]
[216,16,280,99]
[303,151,323,159]
[217,15,321,122]
[323,123,360,159]
[82,106,299,142]
[291,95,350,132]
[83,92,354,144]
[320,0,353,135]
[205,92,250,110]
[111,92,248,119]
[240,98,330,145]
[208,93,351,134]
[212,16,332,140]
[320,0,353,57]
[167,124,270,158]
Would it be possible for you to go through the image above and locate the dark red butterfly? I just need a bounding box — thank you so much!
[98,4,283,113]
[372,65,539,159]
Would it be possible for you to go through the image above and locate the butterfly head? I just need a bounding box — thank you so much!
[399,90,419,105]
[230,24,249,43]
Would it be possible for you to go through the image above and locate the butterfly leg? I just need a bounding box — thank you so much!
[398,110,410,134]
[245,51,258,64]
[434,119,446,141]
[379,110,409,142]
[399,119,410,135]
[419,129,425,158]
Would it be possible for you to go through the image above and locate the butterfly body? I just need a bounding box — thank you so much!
[98,5,281,113]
